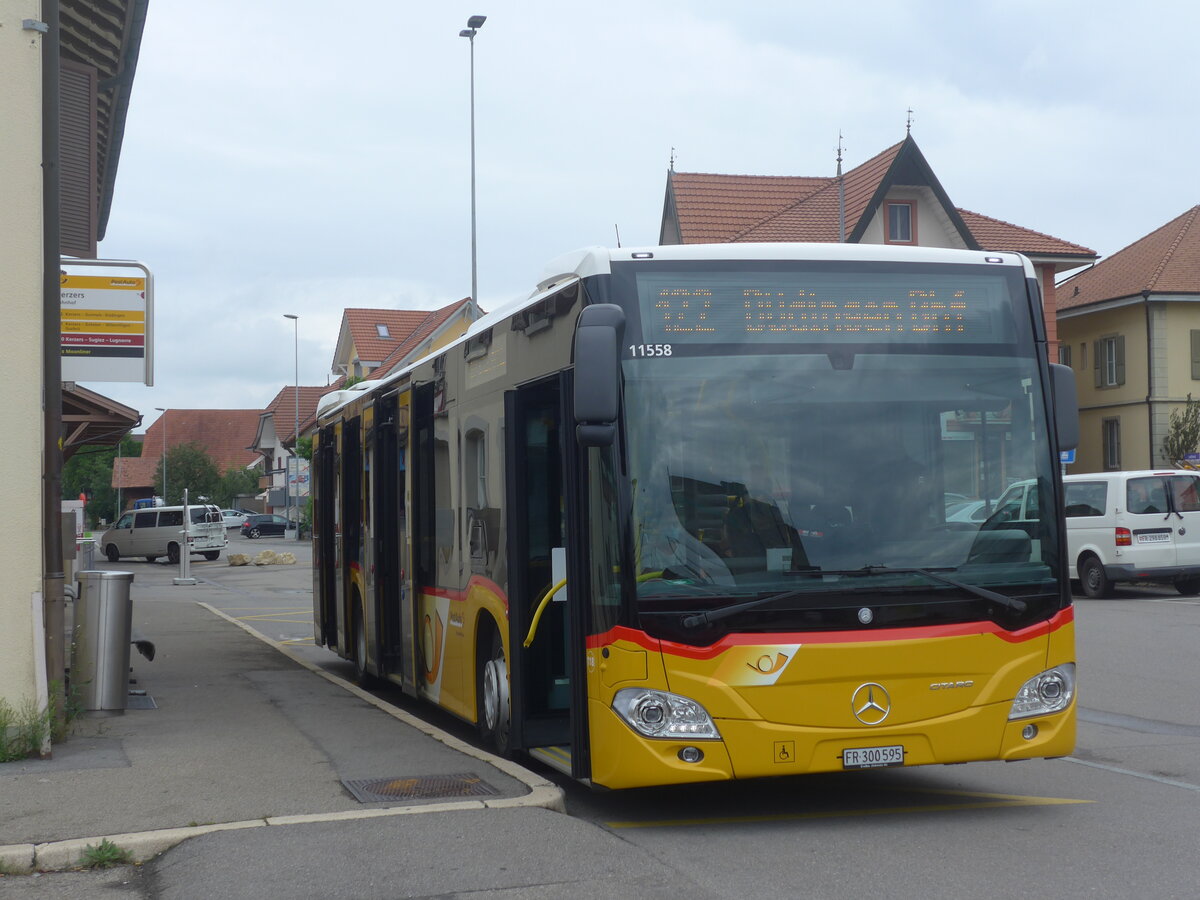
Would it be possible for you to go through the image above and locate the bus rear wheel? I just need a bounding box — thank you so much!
[477,630,511,756]
[167,543,181,565]
[351,598,374,687]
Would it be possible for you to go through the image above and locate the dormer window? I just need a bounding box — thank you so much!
[376,324,391,338]
[885,201,915,244]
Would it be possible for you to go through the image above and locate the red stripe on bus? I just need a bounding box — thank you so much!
[586,607,1074,658]
[418,576,509,610]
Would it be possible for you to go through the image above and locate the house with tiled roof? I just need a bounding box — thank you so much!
[250,385,340,514]
[370,299,485,379]
[660,134,1097,355]
[111,408,262,508]
[331,300,484,381]
[1056,206,1200,472]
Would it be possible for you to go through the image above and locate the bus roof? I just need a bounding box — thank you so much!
[537,243,1034,284]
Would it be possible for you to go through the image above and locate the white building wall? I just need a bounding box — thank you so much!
[0,0,49,711]
[858,187,969,249]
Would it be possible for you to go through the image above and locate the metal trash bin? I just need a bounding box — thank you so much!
[73,570,135,711]
[78,537,97,571]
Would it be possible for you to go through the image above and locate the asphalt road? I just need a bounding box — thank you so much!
[198,544,1200,898]
[29,542,1196,898]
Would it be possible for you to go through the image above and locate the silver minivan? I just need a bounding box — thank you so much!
[1063,470,1200,598]
[99,504,228,564]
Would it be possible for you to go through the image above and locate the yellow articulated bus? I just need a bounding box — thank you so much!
[312,243,1080,790]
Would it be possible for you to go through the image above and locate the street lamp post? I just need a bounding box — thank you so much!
[284,314,299,538]
[459,14,486,304]
[154,407,167,503]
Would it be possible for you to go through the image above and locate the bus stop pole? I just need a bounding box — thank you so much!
[174,488,195,586]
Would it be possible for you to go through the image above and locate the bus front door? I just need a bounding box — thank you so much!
[506,376,587,774]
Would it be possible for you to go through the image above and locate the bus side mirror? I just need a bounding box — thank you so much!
[1050,363,1079,451]
[573,304,625,447]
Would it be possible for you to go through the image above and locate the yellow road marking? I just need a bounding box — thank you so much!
[605,789,1090,829]
[216,607,309,614]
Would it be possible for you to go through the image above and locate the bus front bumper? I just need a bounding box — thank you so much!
[587,698,1076,790]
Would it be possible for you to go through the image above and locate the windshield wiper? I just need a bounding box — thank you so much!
[855,565,1027,614]
[680,564,1025,629]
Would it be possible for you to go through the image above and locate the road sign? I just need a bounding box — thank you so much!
[60,260,154,385]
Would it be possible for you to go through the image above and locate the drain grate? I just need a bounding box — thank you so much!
[126,693,157,710]
[342,773,499,803]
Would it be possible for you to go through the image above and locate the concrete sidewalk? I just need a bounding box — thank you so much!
[0,550,562,877]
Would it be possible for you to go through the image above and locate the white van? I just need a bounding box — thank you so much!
[1063,470,1200,598]
[99,504,228,564]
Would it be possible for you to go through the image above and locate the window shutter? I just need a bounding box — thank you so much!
[1093,340,1102,388]
[59,59,98,259]
[1115,335,1126,385]
[1191,331,1200,380]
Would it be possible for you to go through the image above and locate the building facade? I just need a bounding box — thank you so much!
[1,0,52,718]
[1057,206,1200,472]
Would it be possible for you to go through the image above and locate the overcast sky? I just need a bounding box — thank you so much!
[87,0,1200,428]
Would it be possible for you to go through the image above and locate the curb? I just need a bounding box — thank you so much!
[0,603,565,875]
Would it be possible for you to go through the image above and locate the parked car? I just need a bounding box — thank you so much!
[220,509,250,529]
[241,514,294,538]
[1064,470,1200,598]
[946,499,991,524]
[99,504,227,563]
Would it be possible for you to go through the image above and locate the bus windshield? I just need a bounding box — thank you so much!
[614,260,1061,637]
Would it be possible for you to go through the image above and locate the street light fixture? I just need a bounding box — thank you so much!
[284,314,300,538]
[154,407,167,503]
[459,14,486,305]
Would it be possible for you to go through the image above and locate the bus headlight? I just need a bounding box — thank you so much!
[612,688,722,740]
[1009,663,1075,720]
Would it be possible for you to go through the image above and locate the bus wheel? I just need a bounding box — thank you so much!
[477,630,511,756]
[167,543,180,565]
[1079,556,1113,599]
[1175,577,1200,595]
[351,600,374,686]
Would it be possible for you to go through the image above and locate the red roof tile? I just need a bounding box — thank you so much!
[957,209,1094,258]
[139,409,261,475]
[667,137,1093,260]
[343,309,435,364]
[263,385,338,443]
[1057,206,1200,311]
[373,300,477,378]
[669,173,830,243]
[111,455,158,490]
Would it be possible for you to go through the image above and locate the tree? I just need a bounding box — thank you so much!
[62,434,140,527]
[155,442,221,506]
[1163,394,1200,467]
[215,466,260,508]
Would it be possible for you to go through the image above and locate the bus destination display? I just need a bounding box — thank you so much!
[634,272,1013,345]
